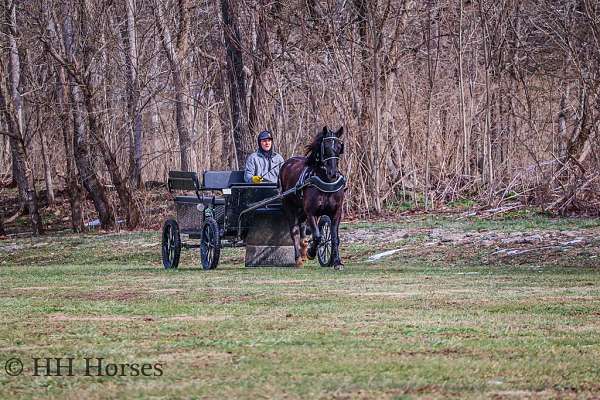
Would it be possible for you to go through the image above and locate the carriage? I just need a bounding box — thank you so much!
[161,170,334,269]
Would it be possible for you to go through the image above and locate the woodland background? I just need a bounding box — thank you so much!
[0,0,599,235]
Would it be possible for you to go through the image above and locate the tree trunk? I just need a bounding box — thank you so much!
[56,66,85,232]
[15,141,43,235]
[82,89,142,229]
[457,0,470,176]
[567,84,591,160]
[558,84,569,160]
[215,70,236,169]
[39,131,55,206]
[352,0,371,123]
[1,0,43,235]
[248,0,269,135]
[41,0,83,230]
[221,0,253,168]
[0,211,5,236]
[69,79,116,229]
[9,147,18,190]
[60,10,116,230]
[479,1,494,186]
[76,0,141,229]
[0,131,8,178]
[123,0,143,188]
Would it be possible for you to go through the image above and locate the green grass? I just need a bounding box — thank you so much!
[349,212,600,232]
[1,215,600,399]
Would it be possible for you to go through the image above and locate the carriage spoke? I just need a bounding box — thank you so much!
[167,228,174,261]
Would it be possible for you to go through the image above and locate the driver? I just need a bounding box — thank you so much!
[244,130,285,183]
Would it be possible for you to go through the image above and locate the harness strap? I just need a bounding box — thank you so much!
[306,175,346,193]
[294,167,312,197]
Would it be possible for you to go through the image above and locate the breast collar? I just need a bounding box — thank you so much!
[294,167,346,196]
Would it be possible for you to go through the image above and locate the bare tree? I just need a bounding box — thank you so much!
[247,0,270,136]
[0,0,43,235]
[220,0,253,168]
[74,0,141,228]
[152,0,193,171]
[57,68,85,232]
[123,0,143,188]
[0,0,598,227]
[40,2,117,229]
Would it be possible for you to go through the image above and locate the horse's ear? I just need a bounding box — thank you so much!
[322,126,328,136]
[335,126,344,138]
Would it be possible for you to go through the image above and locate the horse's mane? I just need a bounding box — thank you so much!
[304,130,326,167]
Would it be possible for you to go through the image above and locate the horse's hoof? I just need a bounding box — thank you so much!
[333,264,344,271]
[307,248,317,260]
[295,259,304,268]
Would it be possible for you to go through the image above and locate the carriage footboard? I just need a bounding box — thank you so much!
[244,210,295,267]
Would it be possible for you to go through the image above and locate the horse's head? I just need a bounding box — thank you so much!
[306,126,345,181]
[319,126,344,181]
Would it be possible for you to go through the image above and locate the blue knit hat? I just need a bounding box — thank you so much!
[257,130,273,143]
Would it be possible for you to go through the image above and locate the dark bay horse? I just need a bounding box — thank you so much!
[279,126,346,270]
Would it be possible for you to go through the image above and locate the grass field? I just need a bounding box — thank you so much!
[1,214,600,399]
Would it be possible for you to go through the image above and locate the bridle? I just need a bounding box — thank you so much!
[295,129,347,193]
[318,132,344,165]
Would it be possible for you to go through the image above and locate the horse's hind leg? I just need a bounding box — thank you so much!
[306,215,320,260]
[285,211,304,268]
[331,211,344,270]
[299,219,309,262]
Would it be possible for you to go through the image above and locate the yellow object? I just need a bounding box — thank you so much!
[252,175,263,184]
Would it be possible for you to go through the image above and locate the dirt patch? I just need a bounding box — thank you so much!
[50,313,137,322]
[49,313,228,323]
[65,291,143,301]
[395,348,468,357]
[324,289,422,299]
[167,315,229,322]
[251,279,306,285]
[215,295,255,304]
[151,288,183,294]
[342,228,411,244]
[12,286,60,291]
[157,350,232,362]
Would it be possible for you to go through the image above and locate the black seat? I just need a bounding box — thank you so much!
[203,170,245,189]
[168,171,200,192]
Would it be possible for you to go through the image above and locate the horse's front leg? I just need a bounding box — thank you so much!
[331,212,344,270]
[306,214,320,260]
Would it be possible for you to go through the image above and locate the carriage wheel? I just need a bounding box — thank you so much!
[317,215,333,267]
[200,217,221,270]
[162,219,181,269]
